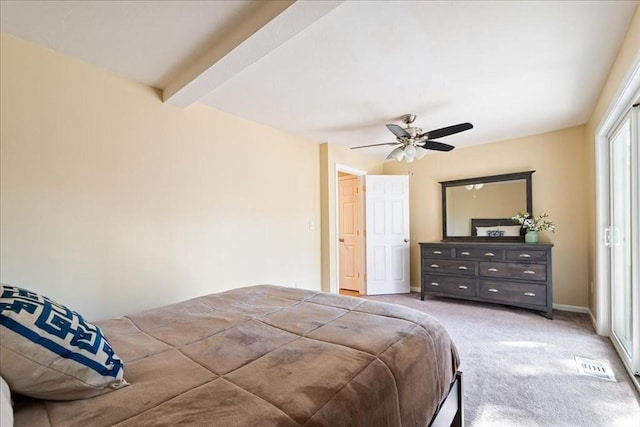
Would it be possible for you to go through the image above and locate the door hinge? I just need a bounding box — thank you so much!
[362,185,366,192]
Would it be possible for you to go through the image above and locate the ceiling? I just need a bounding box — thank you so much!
[1,0,638,159]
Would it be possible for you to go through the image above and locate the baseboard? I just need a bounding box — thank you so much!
[411,291,592,316]
[588,308,599,333]
[552,303,590,313]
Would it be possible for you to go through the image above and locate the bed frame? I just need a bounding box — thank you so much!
[429,370,463,427]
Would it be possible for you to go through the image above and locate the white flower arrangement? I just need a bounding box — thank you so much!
[511,212,555,233]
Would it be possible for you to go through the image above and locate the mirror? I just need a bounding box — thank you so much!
[441,171,534,241]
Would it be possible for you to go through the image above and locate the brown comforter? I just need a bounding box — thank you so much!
[14,285,459,426]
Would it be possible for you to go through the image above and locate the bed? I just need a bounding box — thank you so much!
[3,284,461,426]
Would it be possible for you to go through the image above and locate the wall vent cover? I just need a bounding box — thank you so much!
[575,356,616,381]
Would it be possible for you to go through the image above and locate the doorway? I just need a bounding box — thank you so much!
[595,57,640,390]
[607,108,638,377]
[338,172,363,295]
[335,165,366,296]
[334,166,411,297]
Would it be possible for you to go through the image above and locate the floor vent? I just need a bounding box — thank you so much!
[575,356,616,382]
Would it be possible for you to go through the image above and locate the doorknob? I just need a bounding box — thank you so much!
[339,238,345,242]
[404,238,409,243]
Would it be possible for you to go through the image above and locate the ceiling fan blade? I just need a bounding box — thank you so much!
[386,124,410,138]
[351,142,399,149]
[423,122,473,140]
[423,140,455,152]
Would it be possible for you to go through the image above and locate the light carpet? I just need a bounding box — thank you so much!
[364,293,640,427]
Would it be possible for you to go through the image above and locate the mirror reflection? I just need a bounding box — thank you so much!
[441,171,534,241]
[446,180,526,236]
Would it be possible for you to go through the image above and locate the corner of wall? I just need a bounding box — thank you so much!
[319,143,330,292]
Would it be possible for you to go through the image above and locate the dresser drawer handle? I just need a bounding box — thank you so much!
[458,266,468,270]
[488,288,499,293]
[433,250,442,255]
[458,285,468,290]
[523,270,536,275]
[430,282,439,287]
[484,252,495,257]
[519,253,532,258]
[460,251,471,256]
[487,268,498,272]
[430,264,440,268]
[524,292,536,297]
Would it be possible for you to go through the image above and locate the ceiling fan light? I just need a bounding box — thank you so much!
[387,146,405,161]
[415,146,428,160]
[404,144,417,160]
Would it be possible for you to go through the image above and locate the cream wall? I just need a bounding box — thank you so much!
[585,6,640,318]
[384,126,589,307]
[319,143,383,293]
[0,34,321,320]
[3,4,638,321]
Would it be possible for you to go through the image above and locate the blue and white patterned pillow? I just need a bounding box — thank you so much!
[0,284,127,400]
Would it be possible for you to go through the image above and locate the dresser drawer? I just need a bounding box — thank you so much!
[421,246,453,258]
[455,247,504,260]
[424,275,477,297]
[505,249,547,261]
[480,280,547,307]
[479,262,546,281]
[423,259,477,276]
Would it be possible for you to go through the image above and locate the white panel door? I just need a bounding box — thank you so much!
[365,175,410,295]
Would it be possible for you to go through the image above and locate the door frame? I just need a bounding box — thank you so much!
[595,53,640,336]
[334,164,366,295]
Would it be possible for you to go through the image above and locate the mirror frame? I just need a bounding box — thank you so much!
[440,170,534,241]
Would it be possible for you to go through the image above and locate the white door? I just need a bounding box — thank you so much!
[365,175,410,295]
[338,175,361,292]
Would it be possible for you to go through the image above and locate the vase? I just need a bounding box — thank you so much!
[525,231,539,243]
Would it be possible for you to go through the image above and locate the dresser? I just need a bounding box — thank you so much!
[420,242,553,318]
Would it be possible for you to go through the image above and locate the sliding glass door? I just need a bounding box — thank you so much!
[608,104,639,376]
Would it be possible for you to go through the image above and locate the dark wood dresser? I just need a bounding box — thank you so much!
[420,242,553,318]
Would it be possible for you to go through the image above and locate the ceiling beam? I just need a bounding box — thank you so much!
[163,0,344,108]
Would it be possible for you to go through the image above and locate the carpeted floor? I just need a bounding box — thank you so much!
[364,293,640,427]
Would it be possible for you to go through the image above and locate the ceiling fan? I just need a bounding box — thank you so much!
[350,114,473,162]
